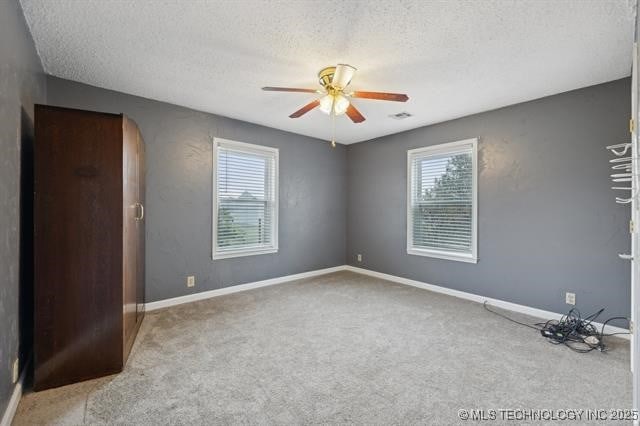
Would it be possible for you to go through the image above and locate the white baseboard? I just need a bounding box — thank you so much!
[344,265,630,339]
[146,266,347,311]
[1,358,29,426]
[145,264,629,338]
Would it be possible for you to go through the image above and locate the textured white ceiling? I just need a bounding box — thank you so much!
[21,0,635,144]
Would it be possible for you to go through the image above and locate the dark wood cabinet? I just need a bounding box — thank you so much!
[34,105,145,391]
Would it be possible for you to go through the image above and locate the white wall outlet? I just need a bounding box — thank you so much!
[187,275,195,287]
[11,358,19,384]
[565,292,576,305]
[357,254,362,262]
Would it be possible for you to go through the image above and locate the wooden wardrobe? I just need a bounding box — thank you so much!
[34,105,146,391]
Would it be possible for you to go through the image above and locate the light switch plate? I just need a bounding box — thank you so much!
[187,276,195,287]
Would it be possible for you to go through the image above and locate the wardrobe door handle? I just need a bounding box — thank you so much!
[134,203,144,221]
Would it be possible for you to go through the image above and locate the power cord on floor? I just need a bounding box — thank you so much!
[483,301,630,353]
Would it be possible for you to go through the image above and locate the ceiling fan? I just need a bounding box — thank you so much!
[262,64,409,124]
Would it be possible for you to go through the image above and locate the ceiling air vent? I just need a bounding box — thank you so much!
[390,112,412,120]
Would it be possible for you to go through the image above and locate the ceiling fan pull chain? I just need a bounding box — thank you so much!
[331,110,336,148]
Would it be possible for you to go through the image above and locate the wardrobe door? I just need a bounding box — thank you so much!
[136,131,146,321]
[34,106,123,390]
[122,117,139,359]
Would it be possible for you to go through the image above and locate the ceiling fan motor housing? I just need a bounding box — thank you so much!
[318,66,336,88]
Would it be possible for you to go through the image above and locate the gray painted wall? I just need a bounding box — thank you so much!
[45,76,634,320]
[46,76,347,302]
[347,78,631,319]
[0,0,46,416]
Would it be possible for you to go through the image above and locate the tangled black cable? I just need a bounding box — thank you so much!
[483,301,630,353]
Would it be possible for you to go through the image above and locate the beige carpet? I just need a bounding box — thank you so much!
[14,271,631,424]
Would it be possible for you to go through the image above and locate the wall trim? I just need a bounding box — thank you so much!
[0,358,29,426]
[344,265,630,338]
[146,264,629,338]
[146,266,347,311]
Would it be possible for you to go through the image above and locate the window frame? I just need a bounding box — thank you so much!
[406,138,478,264]
[212,137,279,260]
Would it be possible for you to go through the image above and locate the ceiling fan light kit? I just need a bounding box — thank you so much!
[319,93,349,116]
[262,63,409,146]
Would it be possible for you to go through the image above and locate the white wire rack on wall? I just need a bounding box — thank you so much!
[608,142,636,264]
[608,142,636,205]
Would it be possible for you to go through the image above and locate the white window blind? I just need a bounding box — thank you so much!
[213,138,278,259]
[407,138,477,263]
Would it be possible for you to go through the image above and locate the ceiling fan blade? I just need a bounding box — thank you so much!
[331,64,356,89]
[345,104,366,123]
[289,99,320,118]
[351,91,409,102]
[262,87,319,93]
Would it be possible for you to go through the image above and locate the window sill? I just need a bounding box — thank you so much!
[407,247,477,264]
[213,247,278,260]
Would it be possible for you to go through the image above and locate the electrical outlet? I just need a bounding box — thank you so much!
[11,358,19,384]
[565,292,576,305]
[357,254,362,262]
[187,275,195,288]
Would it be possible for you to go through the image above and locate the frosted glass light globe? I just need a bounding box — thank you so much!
[333,95,349,116]
[319,94,333,114]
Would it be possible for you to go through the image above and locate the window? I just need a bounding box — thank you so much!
[407,138,477,263]
[213,138,278,259]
